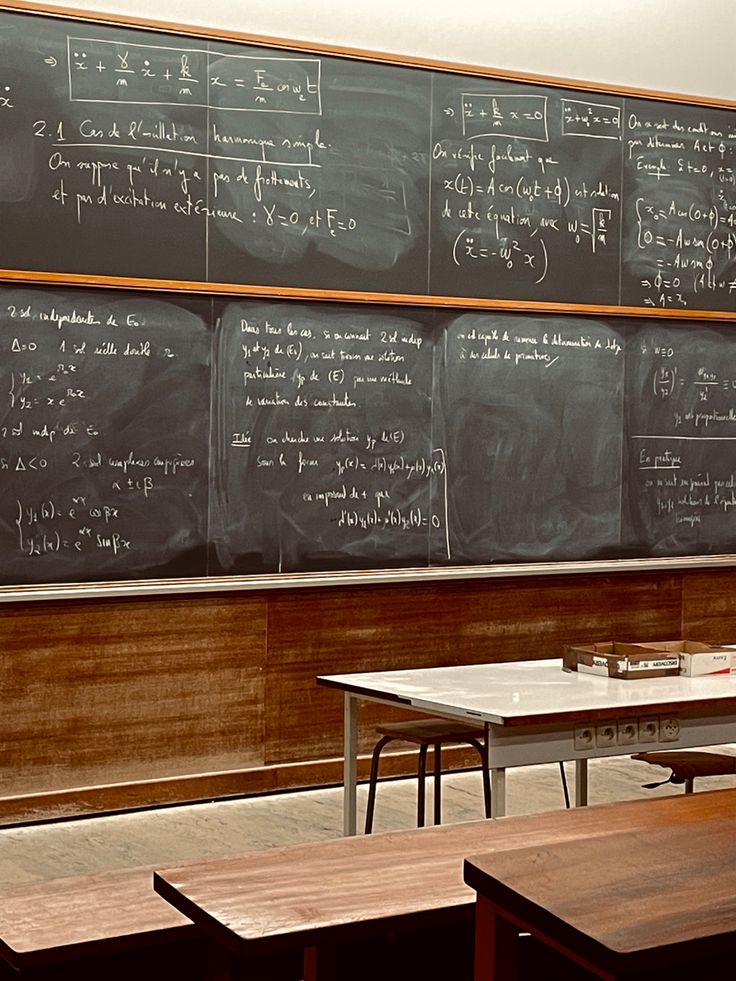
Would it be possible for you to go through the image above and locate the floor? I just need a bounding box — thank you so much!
[2,749,736,886]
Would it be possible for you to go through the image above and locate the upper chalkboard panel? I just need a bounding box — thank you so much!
[0,5,430,294]
[1,4,736,314]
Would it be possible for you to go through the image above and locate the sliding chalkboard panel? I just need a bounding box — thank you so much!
[212,301,444,573]
[440,313,625,561]
[2,281,736,588]
[429,75,624,304]
[1,3,736,315]
[623,319,736,554]
[0,286,211,584]
[0,5,430,293]
[206,42,430,294]
[620,98,736,311]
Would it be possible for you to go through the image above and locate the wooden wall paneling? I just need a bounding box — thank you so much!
[1,592,268,797]
[681,569,736,642]
[263,572,683,768]
[12,567,736,825]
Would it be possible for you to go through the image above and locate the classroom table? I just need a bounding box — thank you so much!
[464,792,736,979]
[317,658,736,833]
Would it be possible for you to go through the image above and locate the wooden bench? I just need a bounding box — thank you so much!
[153,789,736,981]
[0,862,310,980]
[0,866,201,980]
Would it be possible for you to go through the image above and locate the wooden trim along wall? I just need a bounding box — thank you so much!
[3,566,736,825]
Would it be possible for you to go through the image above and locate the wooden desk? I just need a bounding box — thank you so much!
[465,791,736,979]
[318,659,736,833]
[153,789,736,981]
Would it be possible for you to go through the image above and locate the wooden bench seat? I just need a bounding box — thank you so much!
[0,865,201,980]
[633,749,736,792]
[0,863,306,980]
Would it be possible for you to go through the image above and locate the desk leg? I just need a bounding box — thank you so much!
[575,758,588,807]
[304,944,338,981]
[206,941,237,980]
[491,768,506,818]
[344,692,358,836]
[474,897,519,981]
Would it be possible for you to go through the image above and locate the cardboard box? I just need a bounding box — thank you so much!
[562,641,663,673]
[646,640,735,677]
[563,642,680,680]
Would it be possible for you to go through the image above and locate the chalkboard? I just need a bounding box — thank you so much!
[1,4,736,314]
[3,281,736,588]
[0,6,430,295]
[2,4,736,593]
[623,319,736,554]
[0,286,211,584]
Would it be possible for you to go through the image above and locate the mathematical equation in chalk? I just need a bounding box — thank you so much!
[67,37,322,113]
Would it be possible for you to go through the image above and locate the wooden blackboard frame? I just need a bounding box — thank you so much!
[2,0,736,601]
[0,552,735,604]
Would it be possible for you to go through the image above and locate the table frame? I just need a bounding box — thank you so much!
[321,660,736,834]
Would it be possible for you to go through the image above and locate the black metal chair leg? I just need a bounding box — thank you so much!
[559,761,571,809]
[433,744,442,825]
[364,735,393,834]
[467,737,492,818]
[417,744,428,827]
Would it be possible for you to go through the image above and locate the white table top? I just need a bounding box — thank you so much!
[318,659,736,725]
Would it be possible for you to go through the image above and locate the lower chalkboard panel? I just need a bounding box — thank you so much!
[622,319,736,557]
[0,287,211,584]
[1,285,735,587]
